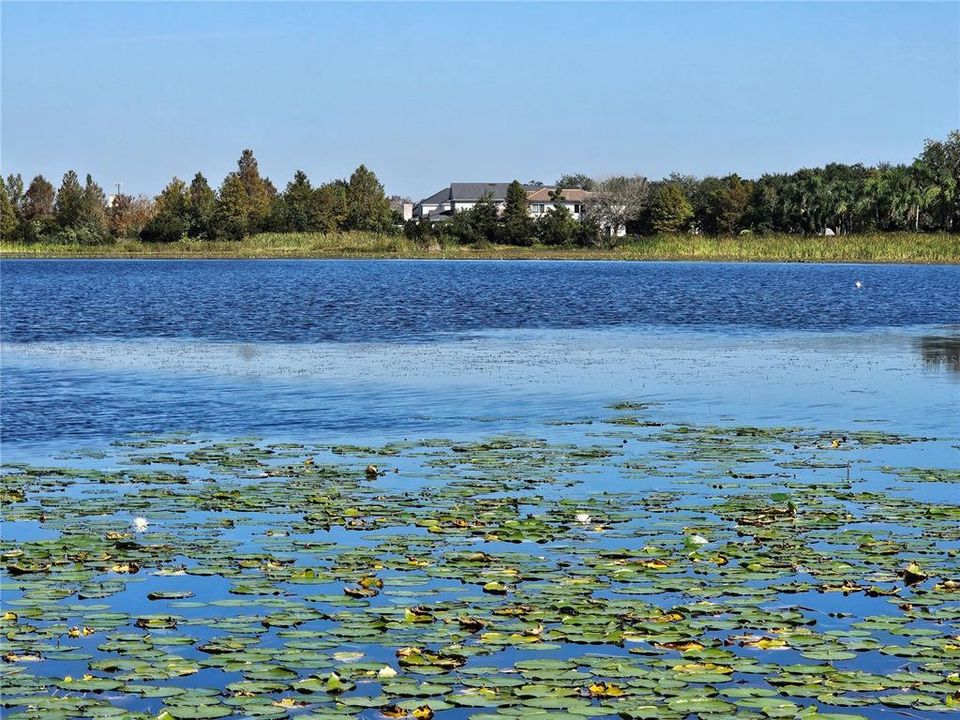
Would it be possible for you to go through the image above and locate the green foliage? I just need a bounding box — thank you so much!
[273,170,314,232]
[80,174,109,240]
[314,181,349,233]
[141,212,187,243]
[54,170,86,230]
[1,182,18,239]
[214,172,250,240]
[7,131,959,245]
[537,190,578,246]
[695,175,752,235]
[649,183,693,234]
[556,173,596,191]
[502,180,535,245]
[236,149,274,233]
[345,164,392,232]
[186,173,216,239]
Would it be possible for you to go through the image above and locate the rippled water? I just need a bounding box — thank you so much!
[2,259,959,449]
[4,259,960,343]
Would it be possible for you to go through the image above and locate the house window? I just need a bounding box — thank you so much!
[574,204,583,214]
[532,203,545,213]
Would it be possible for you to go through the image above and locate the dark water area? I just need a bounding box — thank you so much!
[3,259,960,343]
[1,260,959,448]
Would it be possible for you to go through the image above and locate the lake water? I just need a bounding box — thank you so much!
[1,259,958,720]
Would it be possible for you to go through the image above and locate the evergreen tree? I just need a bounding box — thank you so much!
[214,172,250,240]
[54,171,86,230]
[468,193,499,244]
[155,177,188,217]
[1,183,18,240]
[141,177,188,242]
[82,173,109,237]
[650,184,693,234]
[23,175,55,222]
[277,170,315,232]
[186,172,216,239]
[345,164,392,231]
[502,180,535,245]
[236,149,272,232]
[5,174,24,219]
[537,189,577,246]
[556,173,596,191]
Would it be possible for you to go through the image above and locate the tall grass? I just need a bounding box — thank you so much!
[2,231,957,263]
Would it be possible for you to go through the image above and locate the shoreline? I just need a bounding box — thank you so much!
[2,231,958,264]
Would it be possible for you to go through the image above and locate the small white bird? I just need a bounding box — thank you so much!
[574,513,592,525]
[132,517,149,533]
[854,280,863,289]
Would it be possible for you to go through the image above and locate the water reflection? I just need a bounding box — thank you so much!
[917,333,960,375]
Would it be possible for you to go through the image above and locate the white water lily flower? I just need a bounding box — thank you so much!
[574,513,592,525]
[132,517,149,533]
[377,665,398,678]
[689,534,709,545]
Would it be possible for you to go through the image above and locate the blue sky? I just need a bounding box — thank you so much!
[2,2,957,200]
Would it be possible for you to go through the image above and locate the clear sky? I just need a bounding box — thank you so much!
[2,2,958,201]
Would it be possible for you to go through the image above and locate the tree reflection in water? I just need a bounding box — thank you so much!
[917,333,960,375]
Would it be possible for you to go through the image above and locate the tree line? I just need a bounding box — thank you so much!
[1,131,957,246]
[0,150,396,244]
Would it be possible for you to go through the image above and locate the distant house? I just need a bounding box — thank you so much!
[526,187,592,221]
[414,183,542,220]
[414,182,597,224]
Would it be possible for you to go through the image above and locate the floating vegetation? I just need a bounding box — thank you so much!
[1,411,958,719]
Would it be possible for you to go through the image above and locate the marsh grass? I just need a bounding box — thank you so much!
[2,231,957,263]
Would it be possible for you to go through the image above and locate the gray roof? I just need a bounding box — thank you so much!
[418,182,541,205]
[419,187,451,205]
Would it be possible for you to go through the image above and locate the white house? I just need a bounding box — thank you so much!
[526,187,591,221]
[413,182,625,236]
[414,183,541,220]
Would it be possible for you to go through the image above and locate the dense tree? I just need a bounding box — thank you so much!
[5,174,25,219]
[82,174,109,238]
[141,177,189,242]
[141,212,187,243]
[345,164,392,232]
[108,194,156,239]
[186,173,217,239]
[1,183,18,239]
[7,131,959,246]
[236,149,274,233]
[274,170,315,232]
[54,171,86,230]
[695,174,752,235]
[649,183,693,233]
[502,180,535,245]
[23,175,55,222]
[918,131,960,230]
[314,180,349,233]
[537,189,578,246]
[155,177,188,217]
[214,172,251,240]
[556,173,596,191]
